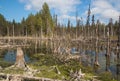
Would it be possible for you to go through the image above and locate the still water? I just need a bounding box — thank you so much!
[71,48,117,74]
[4,50,30,63]
[3,49,119,80]
[4,49,117,72]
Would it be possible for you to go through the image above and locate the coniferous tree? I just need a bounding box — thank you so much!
[53,14,58,36]
[35,12,42,36]
[67,19,71,34]
[76,19,80,37]
[114,21,119,35]
[21,17,26,36]
[26,13,36,35]
[12,19,15,37]
[92,15,95,27]
[86,4,91,27]
[0,13,7,36]
[108,18,113,36]
[41,2,54,35]
[91,15,95,36]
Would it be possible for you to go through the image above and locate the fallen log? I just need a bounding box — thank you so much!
[0,73,62,81]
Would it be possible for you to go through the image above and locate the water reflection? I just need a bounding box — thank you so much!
[81,49,120,81]
[70,48,117,75]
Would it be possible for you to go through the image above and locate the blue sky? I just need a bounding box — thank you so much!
[0,0,120,25]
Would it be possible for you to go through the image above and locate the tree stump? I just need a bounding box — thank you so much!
[14,47,27,68]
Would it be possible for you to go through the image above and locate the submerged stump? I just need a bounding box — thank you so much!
[14,47,27,68]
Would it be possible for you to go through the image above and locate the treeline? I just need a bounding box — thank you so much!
[0,3,54,36]
[0,2,119,37]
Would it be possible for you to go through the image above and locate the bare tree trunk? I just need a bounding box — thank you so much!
[116,46,120,80]
[35,34,38,54]
[94,36,99,66]
[7,26,10,45]
[94,23,99,67]
[116,16,120,80]
[106,27,110,71]
[15,47,27,68]
[13,24,15,45]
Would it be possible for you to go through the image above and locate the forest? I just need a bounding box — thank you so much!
[0,3,119,37]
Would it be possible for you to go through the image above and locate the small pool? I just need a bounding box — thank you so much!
[4,50,30,63]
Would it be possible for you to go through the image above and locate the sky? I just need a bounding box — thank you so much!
[0,0,120,25]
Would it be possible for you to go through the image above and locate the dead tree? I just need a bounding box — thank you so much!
[12,24,15,44]
[15,47,27,68]
[106,27,110,71]
[94,20,100,67]
[116,16,120,79]
[86,4,91,37]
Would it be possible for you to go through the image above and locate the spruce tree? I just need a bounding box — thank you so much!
[41,2,53,35]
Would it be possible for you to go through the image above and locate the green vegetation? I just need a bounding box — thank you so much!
[0,2,119,81]
[35,65,64,79]
[0,58,13,68]
[1,68,24,74]
[0,2,119,37]
[0,52,118,81]
[0,2,54,36]
[27,53,118,81]
[28,53,95,80]
[98,72,117,81]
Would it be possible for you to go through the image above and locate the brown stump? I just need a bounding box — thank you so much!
[15,47,27,68]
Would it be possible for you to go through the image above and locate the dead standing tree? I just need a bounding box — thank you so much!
[14,47,27,69]
[94,20,100,67]
[86,4,91,37]
[116,16,120,79]
[106,27,110,71]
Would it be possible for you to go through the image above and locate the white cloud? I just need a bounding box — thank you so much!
[59,15,76,20]
[25,4,32,10]
[19,0,120,24]
[91,0,120,22]
[19,0,81,24]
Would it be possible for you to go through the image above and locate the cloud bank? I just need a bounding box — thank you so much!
[91,0,120,22]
